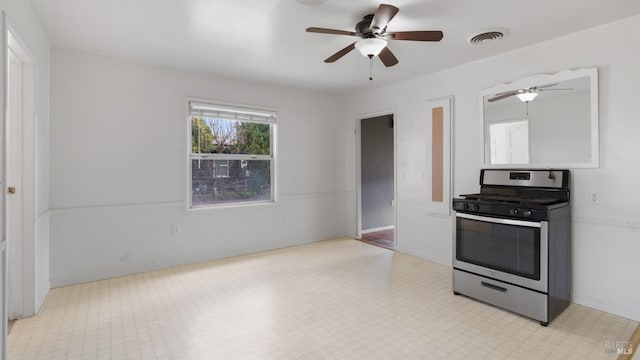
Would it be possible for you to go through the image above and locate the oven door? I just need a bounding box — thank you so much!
[453,212,548,293]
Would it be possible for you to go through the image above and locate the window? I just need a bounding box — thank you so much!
[189,101,276,208]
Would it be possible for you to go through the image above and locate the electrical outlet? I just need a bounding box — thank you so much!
[588,192,599,205]
[418,171,425,181]
[172,224,181,234]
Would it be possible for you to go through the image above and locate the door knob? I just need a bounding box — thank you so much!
[7,187,15,195]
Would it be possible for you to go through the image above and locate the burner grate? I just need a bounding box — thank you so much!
[460,193,562,205]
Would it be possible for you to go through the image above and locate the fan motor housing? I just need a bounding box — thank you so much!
[355,14,378,38]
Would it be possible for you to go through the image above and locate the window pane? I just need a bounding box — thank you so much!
[191,116,270,155]
[191,159,271,206]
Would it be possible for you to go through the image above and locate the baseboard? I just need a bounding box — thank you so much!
[50,237,333,288]
[36,280,50,314]
[572,294,639,322]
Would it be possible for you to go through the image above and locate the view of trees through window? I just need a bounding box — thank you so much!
[190,116,273,207]
[191,118,270,155]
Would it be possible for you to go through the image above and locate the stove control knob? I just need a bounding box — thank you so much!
[509,209,520,216]
[463,204,470,211]
[472,204,480,211]
[523,209,533,217]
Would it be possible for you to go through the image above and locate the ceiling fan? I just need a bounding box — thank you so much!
[488,83,573,103]
[306,4,443,68]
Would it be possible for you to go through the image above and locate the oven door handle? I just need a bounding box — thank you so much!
[456,212,542,228]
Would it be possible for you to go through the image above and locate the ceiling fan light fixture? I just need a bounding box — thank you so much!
[355,38,387,57]
[516,91,539,102]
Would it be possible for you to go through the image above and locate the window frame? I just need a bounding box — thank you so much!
[187,98,277,210]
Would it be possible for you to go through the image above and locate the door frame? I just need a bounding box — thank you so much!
[5,25,37,320]
[354,109,397,243]
[1,10,9,359]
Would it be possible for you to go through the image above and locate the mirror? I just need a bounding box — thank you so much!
[481,68,599,168]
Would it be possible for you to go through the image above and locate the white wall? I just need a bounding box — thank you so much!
[0,0,50,315]
[343,15,640,321]
[49,49,349,286]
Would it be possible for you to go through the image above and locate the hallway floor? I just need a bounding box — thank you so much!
[360,228,394,249]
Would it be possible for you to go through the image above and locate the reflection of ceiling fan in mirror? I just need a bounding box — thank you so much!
[306,4,444,68]
[488,83,573,102]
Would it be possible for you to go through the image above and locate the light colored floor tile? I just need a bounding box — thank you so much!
[7,238,638,359]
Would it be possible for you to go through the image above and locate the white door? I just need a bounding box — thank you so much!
[1,10,10,360]
[6,43,22,319]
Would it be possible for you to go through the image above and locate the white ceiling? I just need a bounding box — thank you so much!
[28,0,640,93]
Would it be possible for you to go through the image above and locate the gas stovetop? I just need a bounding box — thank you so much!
[453,169,571,221]
[459,193,564,206]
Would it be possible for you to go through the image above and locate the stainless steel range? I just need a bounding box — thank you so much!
[452,169,571,326]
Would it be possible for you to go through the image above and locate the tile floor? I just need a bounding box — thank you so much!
[8,238,639,359]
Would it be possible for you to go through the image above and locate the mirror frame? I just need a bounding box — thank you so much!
[480,68,599,168]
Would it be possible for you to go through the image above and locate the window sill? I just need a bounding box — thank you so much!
[187,199,276,212]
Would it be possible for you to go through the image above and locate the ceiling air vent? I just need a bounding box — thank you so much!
[469,29,508,44]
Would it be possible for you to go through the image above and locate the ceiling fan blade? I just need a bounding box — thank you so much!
[537,88,574,91]
[533,82,559,90]
[488,92,517,102]
[379,47,399,67]
[306,27,358,37]
[324,42,356,63]
[370,4,399,35]
[388,31,444,42]
[493,90,516,97]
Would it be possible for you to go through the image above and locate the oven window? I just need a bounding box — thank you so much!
[456,218,540,280]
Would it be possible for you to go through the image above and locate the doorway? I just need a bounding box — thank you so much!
[357,114,395,250]
[6,29,36,320]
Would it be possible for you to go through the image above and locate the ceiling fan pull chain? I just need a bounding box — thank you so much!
[369,56,373,81]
